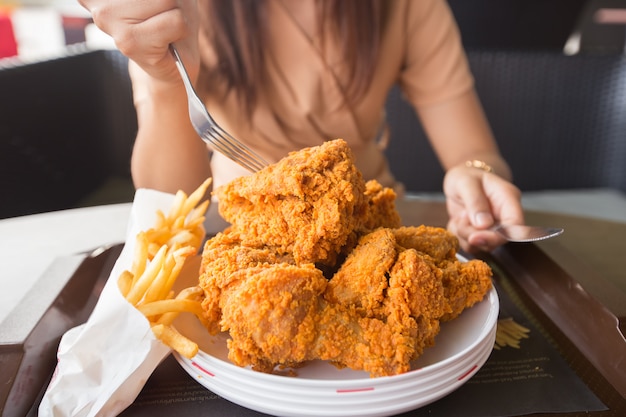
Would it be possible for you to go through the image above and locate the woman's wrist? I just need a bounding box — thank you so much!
[465,159,494,174]
[129,60,188,104]
[456,155,512,182]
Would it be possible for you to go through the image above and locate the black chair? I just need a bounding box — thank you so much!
[448,0,588,51]
[0,47,137,219]
[384,49,626,194]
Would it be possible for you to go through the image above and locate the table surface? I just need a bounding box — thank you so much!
[0,203,131,322]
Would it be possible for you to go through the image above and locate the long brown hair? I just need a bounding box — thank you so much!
[198,0,387,115]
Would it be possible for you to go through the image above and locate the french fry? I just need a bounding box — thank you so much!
[182,178,212,216]
[172,215,186,230]
[167,230,196,247]
[154,210,167,230]
[151,324,198,359]
[494,318,530,350]
[143,228,169,245]
[130,232,149,281]
[142,252,177,304]
[182,215,205,231]
[167,191,187,223]
[161,247,197,299]
[176,285,204,299]
[117,270,134,298]
[138,299,203,319]
[126,244,168,305]
[189,200,210,222]
[154,287,207,327]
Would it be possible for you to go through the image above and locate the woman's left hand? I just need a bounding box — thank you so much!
[443,164,524,252]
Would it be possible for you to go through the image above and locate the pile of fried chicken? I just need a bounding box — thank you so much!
[198,139,492,378]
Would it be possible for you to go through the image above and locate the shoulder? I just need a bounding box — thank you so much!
[384,0,463,67]
[383,0,461,59]
[384,0,473,107]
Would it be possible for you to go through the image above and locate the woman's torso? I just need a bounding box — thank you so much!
[197,0,473,190]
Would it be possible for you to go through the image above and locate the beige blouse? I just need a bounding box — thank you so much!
[198,0,474,190]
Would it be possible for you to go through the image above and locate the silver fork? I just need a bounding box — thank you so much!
[169,44,268,172]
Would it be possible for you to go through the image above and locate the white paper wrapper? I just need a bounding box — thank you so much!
[39,188,193,417]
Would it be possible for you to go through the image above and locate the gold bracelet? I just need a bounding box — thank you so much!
[465,159,494,173]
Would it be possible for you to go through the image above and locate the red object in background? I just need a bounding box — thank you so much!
[0,11,18,58]
[62,15,91,45]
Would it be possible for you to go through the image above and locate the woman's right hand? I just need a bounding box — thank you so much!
[78,0,199,87]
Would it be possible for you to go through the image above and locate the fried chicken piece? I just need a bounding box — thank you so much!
[384,249,446,357]
[215,139,367,266]
[386,248,447,321]
[390,225,492,321]
[392,226,459,262]
[315,303,419,377]
[324,228,397,312]
[359,180,402,231]
[220,264,327,372]
[199,230,295,333]
[438,258,493,321]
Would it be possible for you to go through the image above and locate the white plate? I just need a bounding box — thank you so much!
[174,285,498,416]
[176,338,495,417]
[175,325,496,404]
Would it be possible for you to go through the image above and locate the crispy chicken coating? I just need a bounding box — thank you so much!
[220,264,327,371]
[392,226,459,262]
[324,228,397,311]
[199,230,295,333]
[438,258,494,322]
[360,180,402,231]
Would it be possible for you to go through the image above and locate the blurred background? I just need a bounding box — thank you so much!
[1,0,625,221]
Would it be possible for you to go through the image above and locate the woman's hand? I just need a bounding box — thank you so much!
[443,163,524,253]
[78,0,199,86]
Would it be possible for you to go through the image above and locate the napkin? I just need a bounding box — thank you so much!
[39,188,187,417]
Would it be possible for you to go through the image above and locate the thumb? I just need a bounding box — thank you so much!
[443,166,497,230]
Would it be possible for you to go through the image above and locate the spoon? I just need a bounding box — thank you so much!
[491,224,564,242]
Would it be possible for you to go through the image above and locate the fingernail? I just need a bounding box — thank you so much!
[474,212,493,228]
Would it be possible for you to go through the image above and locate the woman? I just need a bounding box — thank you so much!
[79,0,523,252]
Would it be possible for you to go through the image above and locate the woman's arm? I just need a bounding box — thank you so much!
[129,63,212,195]
[418,90,524,252]
[417,90,511,179]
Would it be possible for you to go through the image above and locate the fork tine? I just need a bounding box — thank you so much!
[201,120,268,171]
[204,128,268,172]
[210,123,267,169]
[203,111,268,171]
